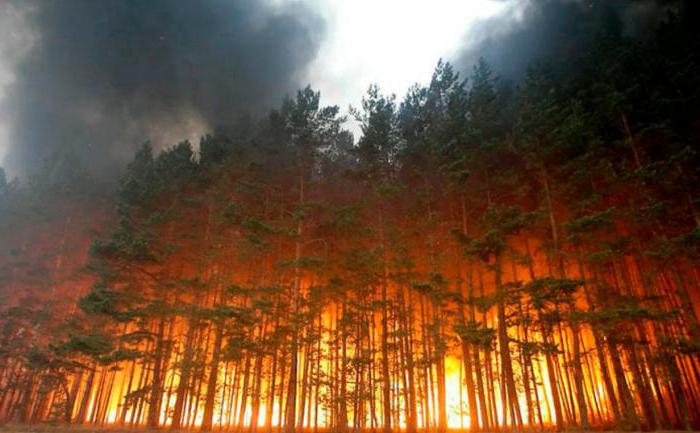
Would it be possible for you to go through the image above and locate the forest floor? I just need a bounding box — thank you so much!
[1,426,699,433]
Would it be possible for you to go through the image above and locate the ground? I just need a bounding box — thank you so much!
[1,425,699,433]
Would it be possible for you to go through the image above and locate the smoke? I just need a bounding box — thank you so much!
[0,0,325,178]
[453,0,681,80]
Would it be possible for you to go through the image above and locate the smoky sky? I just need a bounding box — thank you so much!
[2,0,325,177]
[454,0,682,81]
[1,0,686,180]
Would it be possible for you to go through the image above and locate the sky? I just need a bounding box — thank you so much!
[0,0,672,178]
[0,0,509,177]
[305,0,506,117]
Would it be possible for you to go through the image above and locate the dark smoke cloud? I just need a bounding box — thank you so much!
[454,0,681,81]
[2,0,325,177]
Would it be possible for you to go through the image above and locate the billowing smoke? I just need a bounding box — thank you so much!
[454,0,683,80]
[1,0,325,178]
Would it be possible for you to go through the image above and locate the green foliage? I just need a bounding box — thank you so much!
[278,85,345,175]
[79,286,136,322]
[564,207,616,243]
[119,143,156,204]
[525,278,583,309]
[454,321,496,349]
[460,205,534,261]
[4,12,699,428]
[580,300,674,333]
[352,84,400,180]
[90,220,154,261]
[58,333,114,358]
[155,141,197,180]
[199,133,234,166]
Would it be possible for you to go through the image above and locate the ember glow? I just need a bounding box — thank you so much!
[0,1,699,433]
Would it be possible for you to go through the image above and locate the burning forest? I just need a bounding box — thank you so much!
[0,1,699,432]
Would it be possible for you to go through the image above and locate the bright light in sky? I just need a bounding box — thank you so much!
[306,0,506,124]
[0,0,509,173]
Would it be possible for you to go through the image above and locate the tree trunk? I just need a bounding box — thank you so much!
[571,322,589,430]
[379,210,392,433]
[608,340,640,430]
[495,258,523,428]
[147,317,166,429]
[285,174,304,433]
[171,320,197,430]
[201,319,224,431]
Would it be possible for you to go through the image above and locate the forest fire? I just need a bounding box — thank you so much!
[1,1,699,433]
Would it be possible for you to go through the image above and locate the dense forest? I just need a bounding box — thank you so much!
[1,6,699,433]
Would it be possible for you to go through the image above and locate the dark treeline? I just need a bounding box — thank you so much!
[1,7,700,432]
